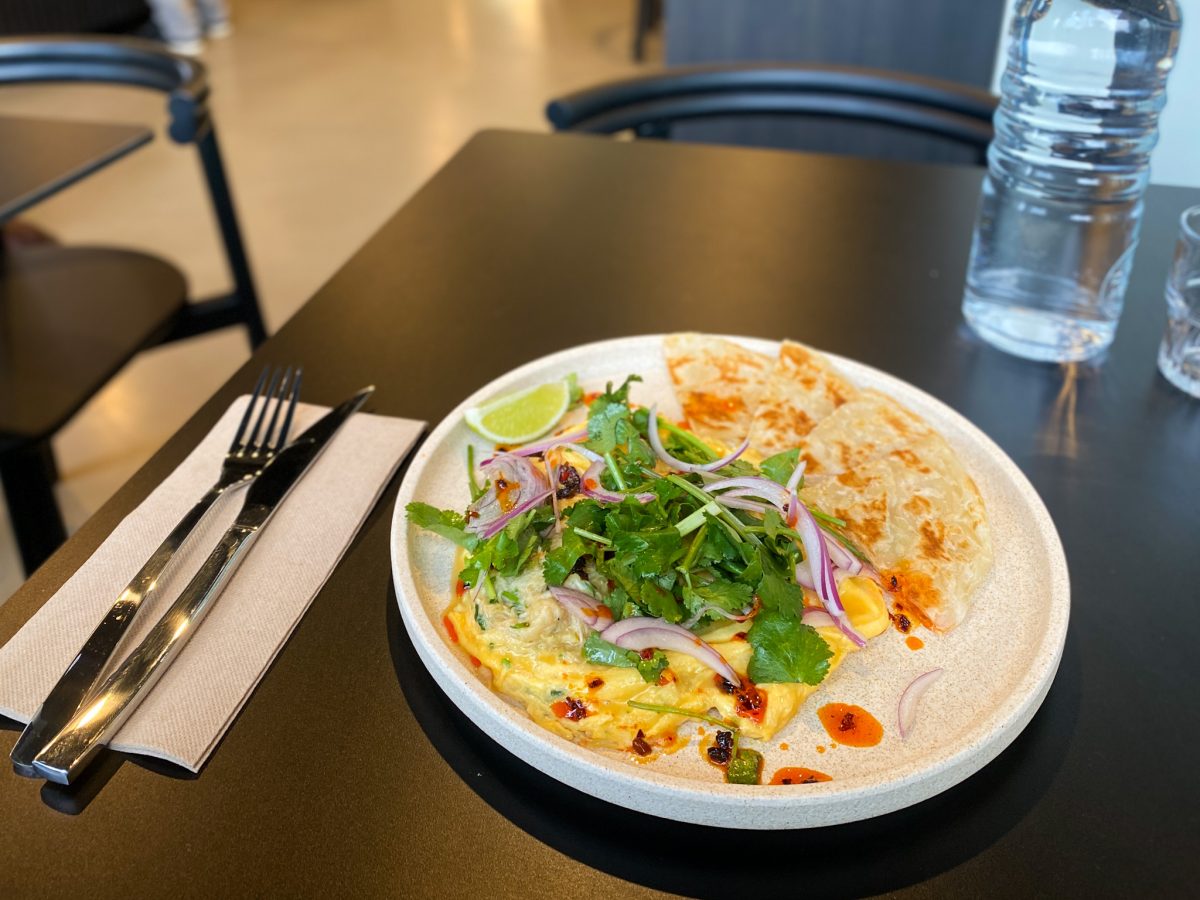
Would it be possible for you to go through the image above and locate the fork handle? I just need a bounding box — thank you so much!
[10,485,228,776]
[32,523,260,785]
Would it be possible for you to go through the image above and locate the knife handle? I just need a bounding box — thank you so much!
[10,486,227,777]
[30,522,260,785]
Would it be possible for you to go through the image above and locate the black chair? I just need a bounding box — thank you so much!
[546,63,998,163]
[0,36,267,574]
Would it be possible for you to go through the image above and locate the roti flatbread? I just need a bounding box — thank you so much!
[748,340,858,458]
[801,423,992,631]
[797,390,935,475]
[663,333,773,447]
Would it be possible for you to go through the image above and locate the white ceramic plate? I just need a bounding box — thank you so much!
[390,335,1069,829]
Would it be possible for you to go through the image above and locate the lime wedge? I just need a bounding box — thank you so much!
[465,379,572,445]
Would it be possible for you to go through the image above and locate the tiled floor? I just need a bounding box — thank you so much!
[0,0,655,601]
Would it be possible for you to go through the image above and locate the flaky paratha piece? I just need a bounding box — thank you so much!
[801,430,992,631]
[747,340,858,458]
[799,390,936,475]
[664,333,772,447]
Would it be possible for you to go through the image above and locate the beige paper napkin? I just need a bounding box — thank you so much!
[0,396,424,772]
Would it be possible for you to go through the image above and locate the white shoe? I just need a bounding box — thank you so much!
[168,39,203,56]
[206,21,233,39]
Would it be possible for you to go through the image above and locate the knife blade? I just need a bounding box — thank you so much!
[29,386,373,785]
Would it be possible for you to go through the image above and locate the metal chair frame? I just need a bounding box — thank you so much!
[0,36,267,345]
[0,36,268,575]
[547,63,998,163]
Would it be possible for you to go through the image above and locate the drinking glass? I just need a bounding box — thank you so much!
[1158,206,1200,398]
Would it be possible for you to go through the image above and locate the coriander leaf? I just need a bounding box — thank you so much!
[582,634,669,683]
[635,650,669,683]
[586,375,642,454]
[582,632,635,668]
[638,580,683,622]
[760,448,801,486]
[755,546,803,615]
[683,576,753,614]
[543,528,587,586]
[746,611,833,685]
[406,502,479,551]
[613,530,684,578]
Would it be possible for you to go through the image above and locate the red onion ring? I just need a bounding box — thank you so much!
[549,586,614,629]
[681,598,759,629]
[822,530,862,575]
[794,561,816,591]
[704,476,791,510]
[898,668,943,740]
[715,496,774,514]
[467,454,553,538]
[479,427,588,466]
[581,459,655,504]
[785,458,807,494]
[601,617,741,685]
[646,404,750,473]
[793,501,866,648]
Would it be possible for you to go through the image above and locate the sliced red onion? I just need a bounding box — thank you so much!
[581,459,655,504]
[681,600,758,630]
[705,476,791,510]
[544,457,562,530]
[785,458,807,494]
[601,617,741,686]
[646,404,750,473]
[480,427,588,465]
[715,496,774,514]
[549,586,614,629]
[793,501,866,648]
[823,531,862,576]
[801,608,837,629]
[475,489,553,539]
[794,561,816,591]
[898,668,943,740]
[467,454,552,538]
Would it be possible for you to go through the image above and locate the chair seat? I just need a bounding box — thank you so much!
[0,244,187,442]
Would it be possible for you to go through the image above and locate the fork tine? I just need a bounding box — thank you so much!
[274,367,302,451]
[261,366,294,451]
[247,367,282,452]
[230,366,270,453]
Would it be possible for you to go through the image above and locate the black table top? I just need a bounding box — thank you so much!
[2,130,1197,899]
[0,115,153,222]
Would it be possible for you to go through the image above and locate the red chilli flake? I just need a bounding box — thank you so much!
[631,730,652,757]
[442,616,458,643]
[468,655,481,668]
[551,696,589,721]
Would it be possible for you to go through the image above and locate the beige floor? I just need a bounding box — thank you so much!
[0,0,655,601]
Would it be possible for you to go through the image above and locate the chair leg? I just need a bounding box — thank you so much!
[196,126,268,348]
[0,440,67,575]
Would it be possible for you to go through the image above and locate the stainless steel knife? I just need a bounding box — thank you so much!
[29,386,373,785]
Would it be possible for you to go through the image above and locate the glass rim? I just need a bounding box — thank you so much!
[1180,205,1200,245]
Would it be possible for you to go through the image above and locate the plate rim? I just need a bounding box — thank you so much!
[389,334,1070,828]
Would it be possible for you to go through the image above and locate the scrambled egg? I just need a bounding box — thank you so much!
[445,569,888,756]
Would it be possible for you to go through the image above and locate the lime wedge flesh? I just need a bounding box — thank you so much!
[465,380,571,445]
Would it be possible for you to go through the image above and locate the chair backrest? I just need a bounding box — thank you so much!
[547,63,998,163]
[0,36,266,345]
[0,36,211,143]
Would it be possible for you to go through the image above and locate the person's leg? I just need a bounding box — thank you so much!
[147,0,203,54]
[197,0,232,36]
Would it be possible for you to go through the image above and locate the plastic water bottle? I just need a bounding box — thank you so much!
[962,0,1181,362]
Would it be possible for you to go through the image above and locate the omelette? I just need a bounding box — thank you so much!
[446,564,889,752]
